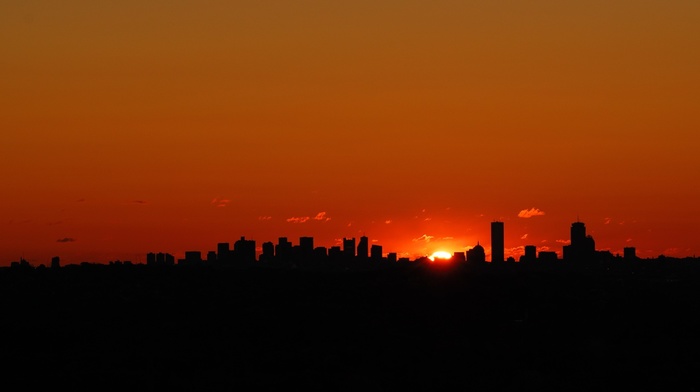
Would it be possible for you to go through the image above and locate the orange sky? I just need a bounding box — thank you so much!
[2,1,699,265]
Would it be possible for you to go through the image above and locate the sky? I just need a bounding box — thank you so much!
[1,0,699,265]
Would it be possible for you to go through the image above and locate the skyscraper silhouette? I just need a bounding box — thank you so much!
[370,244,382,260]
[343,237,356,258]
[563,220,596,262]
[300,236,314,259]
[491,221,504,263]
[357,236,369,259]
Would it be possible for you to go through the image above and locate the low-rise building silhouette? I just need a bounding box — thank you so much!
[467,242,486,263]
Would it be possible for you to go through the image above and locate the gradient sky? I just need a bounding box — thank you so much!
[2,0,699,265]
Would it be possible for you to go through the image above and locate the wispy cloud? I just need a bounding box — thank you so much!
[287,216,310,223]
[518,208,545,218]
[412,234,435,243]
[314,212,331,221]
[131,200,148,205]
[258,216,272,221]
[57,237,76,243]
[604,217,612,225]
[521,234,528,240]
[210,197,230,208]
[385,220,392,224]
[556,239,570,244]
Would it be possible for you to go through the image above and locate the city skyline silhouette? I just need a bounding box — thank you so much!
[2,2,699,390]
[2,2,699,267]
[8,217,694,270]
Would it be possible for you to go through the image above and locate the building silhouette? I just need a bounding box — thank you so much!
[234,236,256,263]
[538,251,558,262]
[357,236,369,259]
[300,237,314,257]
[624,247,637,261]
[491,221,504,263]
[217,243,231,263]
[275,237,292,261]
[147,252,174,266]
[328,246,342,259]
[370,244,382,260]
[343,237,356,258]
[206,251,217,264]
[182,251,202,265]
[260,241,274,262]
[521,245,537,263]
[467,242,486,263]
[563,221,596,262]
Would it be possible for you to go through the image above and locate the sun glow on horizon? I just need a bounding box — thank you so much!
[429,251,452,262]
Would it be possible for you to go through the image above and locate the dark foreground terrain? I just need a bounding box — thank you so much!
[2,261,700,391]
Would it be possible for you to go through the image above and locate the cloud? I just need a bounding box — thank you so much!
[385,220,392,224]
[521,234,528,240]
[412,234,435,243]
[258,216,272,221]
[518,208,545,218]
[131,200,148,205]
[314,212,331,221]
[556,239,571,244]
[286,216,310,223]
[210,197,230,208]
[604,217,612,225]
[57,237,76,243]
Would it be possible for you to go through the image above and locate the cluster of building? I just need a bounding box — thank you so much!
[145,220,638,268]
[147,235,402,267]
[461,220,637,263]
[8,219,640,270]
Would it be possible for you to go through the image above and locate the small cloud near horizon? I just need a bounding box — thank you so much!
[57,237,76,243]
[518,208,545,218]
[412,234,435,243]
[521,234,528,240]
[314,212,331,221]
[210,197,230,208]
[287,216,310,223]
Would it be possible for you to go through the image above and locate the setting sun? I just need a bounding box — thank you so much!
[429,251,453,262]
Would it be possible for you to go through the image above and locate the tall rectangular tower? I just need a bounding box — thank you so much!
[357,236,369,258]
[491,221,504,263]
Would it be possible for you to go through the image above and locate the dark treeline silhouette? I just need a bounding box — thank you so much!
[2,221,700,391]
